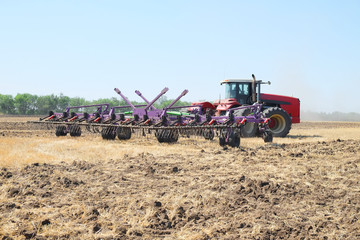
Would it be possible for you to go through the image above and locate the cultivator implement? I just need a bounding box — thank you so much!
[29,88,273,147]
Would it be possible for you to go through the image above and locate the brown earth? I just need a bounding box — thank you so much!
[0,117,359,239]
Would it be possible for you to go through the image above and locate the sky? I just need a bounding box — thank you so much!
[1,0,359,113]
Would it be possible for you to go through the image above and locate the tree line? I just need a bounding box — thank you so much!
[0,93,192,115]
[301,110,360,122]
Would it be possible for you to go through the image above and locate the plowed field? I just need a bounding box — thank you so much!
[0,117,359,239]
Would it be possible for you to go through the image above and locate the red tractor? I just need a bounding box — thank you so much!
[192,75,300,137]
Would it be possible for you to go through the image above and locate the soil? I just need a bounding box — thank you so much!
[0,117,359,239]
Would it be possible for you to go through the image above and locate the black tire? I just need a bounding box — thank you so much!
[55,125,67,136]
[155,129,179,143]
[234,108,257,137]
[218,129,228,147]
[263,107,291,137]
[228,132,240,148]
[116,127,131,140]
[69,125,81,137]
[219,137,226,146]
[102,127,116,140]
[262,130,273,143]
[202,129,214,140]
[101,128,108,139]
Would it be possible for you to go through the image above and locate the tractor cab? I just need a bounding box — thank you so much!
[222,79,254,105]
[215,78,271,114]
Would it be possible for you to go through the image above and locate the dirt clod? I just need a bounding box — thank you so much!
[93,223,101,233]
[8,188,20,197]
[41,219,51,225]
[154,201,162,207]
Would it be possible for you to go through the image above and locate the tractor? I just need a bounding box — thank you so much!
[192,74,300,137]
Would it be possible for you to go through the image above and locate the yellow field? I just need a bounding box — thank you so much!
[0,118,359,239]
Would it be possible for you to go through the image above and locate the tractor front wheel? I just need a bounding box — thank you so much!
[263,107,291,137]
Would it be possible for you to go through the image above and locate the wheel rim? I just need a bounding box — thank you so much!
[269,114,286,134]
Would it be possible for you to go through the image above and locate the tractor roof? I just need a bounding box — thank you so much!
[220,79,271,85]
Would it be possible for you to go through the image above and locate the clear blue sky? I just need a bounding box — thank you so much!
[1,1,359,113]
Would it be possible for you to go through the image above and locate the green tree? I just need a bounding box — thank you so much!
[57,94,70,112]
[36,94,59,115]
[69,97,88,107]
[14,93,38,114]
[0,94,15,114]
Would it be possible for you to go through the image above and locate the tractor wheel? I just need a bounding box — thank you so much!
[116,127,132,140]
[263,107,291,137]
[55,125,67,136]
[69,125,81,137]
[234,108,257,137]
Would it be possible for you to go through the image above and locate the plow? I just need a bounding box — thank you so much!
[29,87,273,147]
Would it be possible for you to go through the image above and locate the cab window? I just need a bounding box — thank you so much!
[238,83,249,95]
[225,83,237,99]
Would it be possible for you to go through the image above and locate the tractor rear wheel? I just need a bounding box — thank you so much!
[234,108,257,137]
[263,107,291,137]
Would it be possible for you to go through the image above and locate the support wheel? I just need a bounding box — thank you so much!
[69,125,81,137]
[102,127,116,140]
[262,130,273,143]
[155,129,179,143]
[228,129,241,148]
[234,108,257,137]
[218,129,240,147]
[117,127,132,140]
[263,107,291,137]
[202,129,214,140]
[219,129,227,147]
[55,125,67,136]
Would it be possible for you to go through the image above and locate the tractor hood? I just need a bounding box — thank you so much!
[260,93,299,106]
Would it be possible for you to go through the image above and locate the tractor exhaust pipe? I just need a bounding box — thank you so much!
[252,74,257,103]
